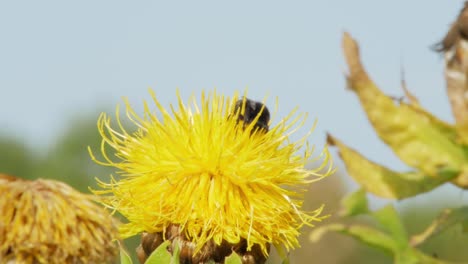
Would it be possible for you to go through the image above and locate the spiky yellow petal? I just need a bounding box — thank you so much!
[91,90,332,255]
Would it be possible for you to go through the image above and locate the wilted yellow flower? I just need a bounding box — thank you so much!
[91,90,332,257]
[0,174,118,264]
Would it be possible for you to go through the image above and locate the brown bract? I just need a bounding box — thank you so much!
[434,2,468,53]
[435,2,468,133]
[136,225,269,264]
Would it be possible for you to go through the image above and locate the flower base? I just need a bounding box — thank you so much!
[136,225,269,264]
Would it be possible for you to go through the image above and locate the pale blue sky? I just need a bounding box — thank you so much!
[0,1,466,206]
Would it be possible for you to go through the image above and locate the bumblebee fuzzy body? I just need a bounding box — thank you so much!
[234,98,270,132]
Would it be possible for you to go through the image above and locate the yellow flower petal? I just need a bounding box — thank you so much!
[91,90,332,255]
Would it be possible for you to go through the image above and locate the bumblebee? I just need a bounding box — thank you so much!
[136,98,272,264]
[234,98,270,133]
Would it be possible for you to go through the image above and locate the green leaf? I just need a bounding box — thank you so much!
[225,252,242,264]
[405,103,458,143]
[120,247,133,264]
[395,248,455,264]
[171,240,180,264]
[145,240,172,264]
[310,223,398,255]
[410,206,468,247]
[372,205,408,248]
[274,244,289,264]
[340,189,369,216]
[342,32,466,181]
[327,135,456,199]
[310,222,457,264]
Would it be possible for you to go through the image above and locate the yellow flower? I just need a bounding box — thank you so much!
[91,90,332,256]
[0,174,119,264]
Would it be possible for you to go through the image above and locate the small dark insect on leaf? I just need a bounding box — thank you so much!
[234,98,271,133]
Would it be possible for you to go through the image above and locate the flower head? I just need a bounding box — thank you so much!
[0,174,119,264]
[91,90,332,256]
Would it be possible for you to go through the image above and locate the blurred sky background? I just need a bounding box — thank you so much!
[1,1,467,209]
